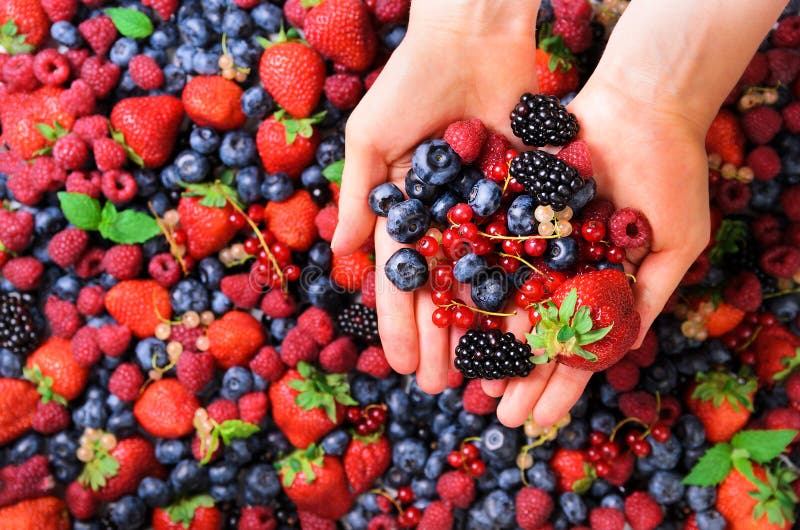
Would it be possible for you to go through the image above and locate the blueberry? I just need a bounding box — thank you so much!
[192,50,220,75]
[52,275,80,302]
[471,268,509,312]
[321,429,351,456]
[643,357,679,394]
[33,206,65,239]
[387,199,430,243]
[174,150,210,183]
[228,37,259,68]
[234,166,263,205]
[224,438,253,464]
[369,183,405,216]
[393,438,429,474]
[507,194,536,235]
[170,459,208,495]
[544,237,578,270]
[351,375,379,404]
[385,248,429,291]
[316,136,344,167]
[560,492,587,524]
[8,433,43,464]
[468,179,502,216]
[160,165,182,190]
[171,278,209,313]
[209,483,237,502]
[221,366,254,401]
[526,461,556,492]
[137,477,172,507]
[423,450,446,480]
[301,165,327,188]
[382,24,406,49]
[304,272,344,310]
[411,477,436,499]
[412,140,461,185]
[243,464,281,505]
[466,506,494,530]
[49,432,79,460]
[696,510,727,530]
[567,177,596,213]
[484,490,516,527]
[599,382,618,408]
[308,241,333,271]
[261,172,294,202]
[454,253,487,284]
[51,457,81,483]
[51,21,81,47]
[208,461,239,485]
[241,86,274,119]
[219,131,256,168]
[189,127,221,155]
[150,24,179,49]
[211,291,232,314]
[405,169,440,204]
[600,493,625,510]
[222,9,253,37]
[175,44,195,70]
[646,434,682,470]
[107,409,136,437]
[497,468,522,490]
[72,398,108,429]
[481,424,520,463]
[766,293,800,322]
[142,46,167,67]
[437,388,462,414]
[109,495,147,530]
[384,466,410,488]
[197,257,224,290]
[388,420,413,441]
[750,179,782,211]
[557,420,588,450]
[429,190,460,225]
[181,17,211,46]
[135,338,168,372]
[308,183,332,206]
[269,318,296,343]
[449,166,482,200]
[686,485,716,512]
[386,388,410,417]
[648,470,685,505]
[252,2,284,32]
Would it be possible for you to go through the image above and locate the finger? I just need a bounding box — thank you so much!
[482,379,508,397]
[415,289,450,394]
[374,220,419,374]
[496,363,556,428]
[504,304,531,341]
[532,365,593,427]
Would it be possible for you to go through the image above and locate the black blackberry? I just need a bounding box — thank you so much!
[0,292,39,356]
[509,150,584,211]
[337,303,379,345]
[454,329,534,380]
[510,93,579,147]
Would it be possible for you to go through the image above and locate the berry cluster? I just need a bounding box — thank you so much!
[346,404,387,436]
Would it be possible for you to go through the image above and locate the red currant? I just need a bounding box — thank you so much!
[600,441,620,460]
[453,306,475,328]
[515,290,530,308]
[271,242,291,263]
[502,239,523,255]
[346,407,362,423]
[490,163,508,182]
[431,290,452,306]
[528,307,542,326]
[521,280,544,302]
[586,243,606,261]
[581,221,606,243]
[632,440,651,457]
[594,460,610,478]
[587,447,602,462]
[431,266,454,291]
[741,349,756,366]
[401,507,421,527]
[397,486,415,504]
[243,237,259,255]
[480,315,502,330]
[461,443,480,462]
[449,203,473,224]
[508,178,524,193]
[524,238,547,257]
[625,431,642,447]
[173,229,187,245]
[247,204,264,223]
[542,271,566,293]
[355,422,370,436]
[441,228,459,248]
[230,213,246,230]
[471,236,493,255]
[432,307,452,328]
[417,236,439,257]
[504,149,519,163]
[468,459,486,477]
[606,245,625,264]
[283,264,300,281]
[650,423,671,443]
[363,418,378,432]
[499,256,519,273]
[458,222,479,241]
[446,451,463,468]
[758,312,777,326]
[485,222,507,237]
[368,407,387,424]
[589,431,608,446]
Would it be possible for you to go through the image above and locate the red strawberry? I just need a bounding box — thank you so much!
[257,112,322,178]
[685,371,756,443]
[331,250,374,291]
[343,433,391,494]
[152,498,223,530]
[264,190,320,251]
[207,310,265,368]
[134,378,200,439]
[550,448,593,493]
[0,497,69,530]
[40,0,77,23]
[717,464,795,530]
[82,436,159,502]
[535,40,578,98]
[177,196,240,260]
[26,337,89,402]
[0,87,74,160]
[258,29,326,119]
[753,334,800,385]
[0,378,39,447]
[304,0,376,72]
[705,109,745,167]
[182,75,246,131]
[704,300,746,338]
[0,209,33,253]
[528,269,640,371]
[0,0,50,49]
[109,95,184,169]
[105,279,172,339]
[269,362,356,448]
[277,445,352,519]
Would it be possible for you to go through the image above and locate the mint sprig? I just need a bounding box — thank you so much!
[323,159,344,186]
[57,192,160,244]
[105,7,154,39]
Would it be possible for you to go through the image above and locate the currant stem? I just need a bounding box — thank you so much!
[447,220,564,241]
[763,287,800,299]
[497,253,546,277]
[735,325,762,352]
[441,300,516,318]
[148,202,189,275]
[368,489,405,515]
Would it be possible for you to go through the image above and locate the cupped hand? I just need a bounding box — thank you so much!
[331,4,537,394]
[485,75,711,428]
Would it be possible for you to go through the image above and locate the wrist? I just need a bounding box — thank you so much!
[408,0,539,41]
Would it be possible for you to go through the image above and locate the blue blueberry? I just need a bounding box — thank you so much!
[160,165,182,190]
[643,357,679,394]
[261,172,294,202]
[686,485,716,512]
[175,44,195,70]
[241,86,274,119]
[393,438,428,474]
[544,237,578,270]
[466,506,494,530]
[211,291,232,315]
[192,50,220,75]
[52,275,80,302]
[471,269,509,312]
[233,166,262,205]
[385,248,429,291]
[386,388,410,417]
[750,179,782,211]
[72,398,108,429]
[149,24,179,49]
[222,9,254,37]
[110,38,140,67]
[7,433,43,464]
[454,253,487,284]
[560,492,587,524]
[423,450,446,480]
[369,183,405,216]
[382,24,406,49]
[567,177,596,213]
[51,457,81,483]
[507,194,536,235]
[137,477,172,507]
[142,46,167,67]
[429,190,460,225]
[384,466,410,488]
[412,140,461,185]
[526,461,556,492]
[174,150,210,183]
[181,17,211,46]
[405,169,440,204]
[219,131,256,168]
[449,166,482,200]
[34,206,66,238]
[411,477,436,499]
[437,388,462,414]
[468,179,502,216]
[304,273,344,310]
[601,493,625,510]
[109,495,147,530]
[171,278,209,313]
[316,136,345,167]
[208,461,239,485]
[135,338,169,372]
[243,464,281,505]
[190,127,221,155]
[481,424,519,463]
[387,199,430,243]
[459,410,486,436]
[49,432,79,461]
[210,483,237,502]
[321,429,351,456]
[221,366,254,400]
[351,375,380,404]
[51,21,81,47]
[308,242,332,271]
[696,510,727,530]
[556,420,588,450]
[107,409,136,437]
[648,470,685,505]
[301,165,327,188]
[268,317,294,343]
[484,490,516,527]
[224,438,252,464]
[497,468,522,490]
[252,2,284,32]
[197,257,224,290]
[170,459,209,496]
[766,293,800,322]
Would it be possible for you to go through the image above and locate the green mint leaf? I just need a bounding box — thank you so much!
[218,420,260,445]
[710,219,747,266]
[57,192,103,231]
[682,443,733,486]
[731,430,798,464]
[558,289,577,323]
[99,209,161,244]
[105,7,154,38]
[322,159,344,185]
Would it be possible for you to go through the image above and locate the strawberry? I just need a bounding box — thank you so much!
[753,334,800,385]
[535,37,579,98]
[109,95,184,169]
[0,497,69,530]
[685,371,756,443]
[717,464,796,530]
[258,28,325,119]
[269,362,357,448]
[550,448,593,493]
[105,279,172,339]
[527,269,640,371]
[704,300,745,338]
[40,0,76,22]
[343,433,391,494]
[152,496,222,530]
[257,111,322,178]
[304,0,377,72]
[177,195,240,261]
[182,75,247,131]
[0,87,74,160]
[81,436,159,502]
[0,378,39,446]
[277,444,353,520]
[207,310,265,368]
[25,337,89,402]
[331,250,374,291]
[0,0,50,49]
[134,378,200,439]
[705,109,745,167]
[264,189,320,251]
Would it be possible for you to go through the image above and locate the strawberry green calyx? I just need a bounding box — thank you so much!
[164,494,215,528]
[692,370,756,412]
[351,429,384,445]
[538,24,575,73]
[78,432,121,491]
[23,365,67,406]
[256,24,304,49]
[571,463,596,495]
[33,121,69,155]
[0,20,34,55]
[300,0,324,8]
[526,289,612,364]
[710,219,747,266]
[747,465,798,526]
[273,109,326,145]
[289,361,358,422]
[181,175,243,209]
[774,347,800,381]
[276,443,325,487]
[109,126,145,168]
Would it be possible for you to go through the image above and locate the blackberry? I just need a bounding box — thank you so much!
[509,150,584,211]
[454,329,534,380]
[337,303,379,345]
[0,292,39,356]
[510,93,579,147]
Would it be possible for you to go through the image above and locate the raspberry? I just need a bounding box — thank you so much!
[786,370,800,408]
[47,228,89,269]
[64,48,89,72]
[283,0,309,29]
[238,506,276,530]
[319,337,358,373]
[367,514,397,529]
[142,0,178,20]
[786,223,800,248]
[238,392,269,425]
[626,329,657,367]
[477,132,512,177]
[746,145,781,181]
[32,49,70,86]
[41,0,78,22]
[715,179,751,214]
[625,491,663,530]
[77,15,117,56]
[65,481,98,520]
[740,53,769,85]
[2,257,44,291]
[169,324,204,352]
[96,324,131,357]
[364,66,382,90]
[74,286,103,317]
[618,391,658,425]
[220,273,262,309]
[52,134,89,171]
[781,185,800,222]
[436,471,475,509]
[66,171,102,198]
[280,326,320,367]
[766,48,800,85]
[447,370,463,388]
[250,346,286,382]
[260,288,297,318]
[148,253,182,288]
[417,500,453,530]
[773,15,800,48]
[759,245,800,279]
[28,156,65,194]
[44,296,81,338]
[2,54,39,92]
[128,54,164,90]
[72,115,108,143]
[608,208,652,249]
[580,198,615,223]
[207,399,239,422]
[553,17,592,53]
[59,80,96,118]
[101,170,138,204]
[101,244,143,280]
[6,170,43,206]
[462,378,497,415]
[297,307,335,346]
[551,0,593,20]
[0,209,34,253]
[0,456,54,507]
[515,487,554,530]
[361,269,376,308]
[74,247,105,278]
[443,119,488,163]
[356,345,392,378]
[605,358,640,392]
[93,137,127,171]
[231,0,258,7]
[32,401,70,434]
[741,105,782,144]
[70,325,101,367]
[752,214,782,247]
[374,0,409,23]
[108,362,144,402]
[315,206,338,242]
[80,56,121,99]
[782,101,800,134]
[323,74,363,111]
[589,507,626,530]
[177,351,216,393]
[297,511,335,530]
[764,407,800,441]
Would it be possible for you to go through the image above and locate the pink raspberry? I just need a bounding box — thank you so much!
[260,288,297,318]
[605,359,640,392]
[759,245,800,279]
[101,244,143,280]
[72,115,108,143]
[74,247,105,279]
[741,105,783,145]
[444,119,488,163]
[93,138,127,171]
[108,363,144,402]
[2,54,39,92]
[297,306,335,346]
[96,324,131,358]
[53,134,89,171]
[556,139,593,179]
[59,80,96,117]
[715,180,751,214]
[77,15,117,56]
[780,185,800,222]
[314,206,338,243]
[723,271,763,313]
[148,253,182,288]
[32,49,70,86]
[44,295,81,338]
[70,326,101,367]
[76,285,105,316]
[323,74,363,111]
[318,337,358,373]
[279,326,320,367]
[66,171,102,199]
[48,228,89,268]
[250,346,286,382]
[3,257,43,291]
[746,145,781,181]
[608,207,652,249]
[782,101,800,134]
[680,251,711,286]
[357,345,392,378]
[101,170,137,204]
[128,54,164,90]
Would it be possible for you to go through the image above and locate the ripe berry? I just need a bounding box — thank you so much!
[453,306,475,329]
[432,307,452,328]
[449,203,473,224]
[431,266,454,291]
[524,238,547,256]
[431,290,452,306]
[397,486,414,504]
[589,431,608,446]
[346,407,362,423]
[417,236,439,257]
[468,459,486,477]
[461,443,480,462]
[447,451,463,468]
[650,423,671,443]
[595,460,610,478]
[632,440,651,457]
[581,220,606,242]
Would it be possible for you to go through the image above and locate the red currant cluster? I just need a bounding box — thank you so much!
[346,405,388,436]
[241,203,300,288]
[721,311,778,363]
[446,442,486,478]
[373,486,419,528]
[588,419,672,476]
